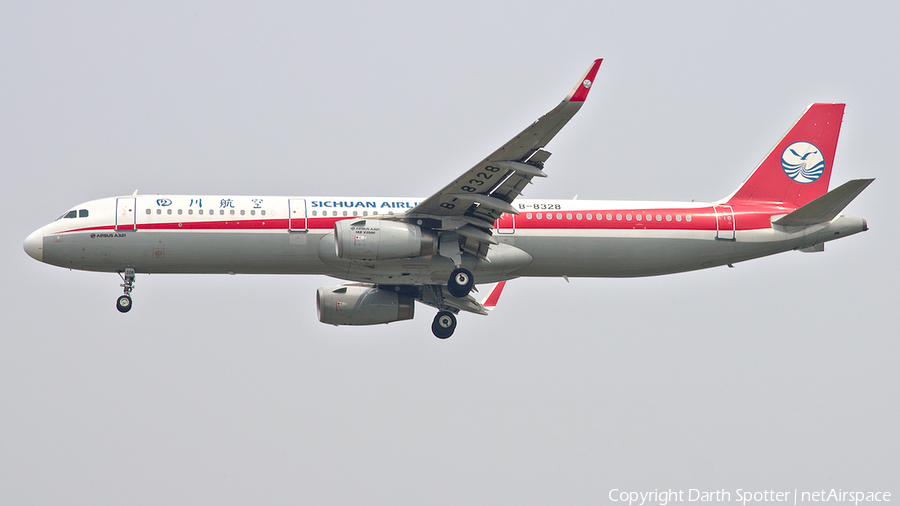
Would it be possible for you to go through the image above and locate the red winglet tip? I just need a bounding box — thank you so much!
[482,281,507,310]
[568,58,603,102]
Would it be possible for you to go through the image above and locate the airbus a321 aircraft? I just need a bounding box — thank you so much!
[24,59,873,338]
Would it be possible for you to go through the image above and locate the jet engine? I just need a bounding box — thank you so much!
[334,219,438,260]
[317,284,415,326]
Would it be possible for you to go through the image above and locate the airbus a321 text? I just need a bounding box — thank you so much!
[24,59,873,338]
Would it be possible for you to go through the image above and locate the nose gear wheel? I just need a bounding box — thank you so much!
[116,295,132,313]
[116,268,136,313]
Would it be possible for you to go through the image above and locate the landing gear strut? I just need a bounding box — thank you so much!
[116,268,135,313]
[432,310,457,339]
[447,267,474,298]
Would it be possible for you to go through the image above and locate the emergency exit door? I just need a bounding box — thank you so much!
[289,199,307,232]
[115,198,136,231]
[496,213,515,234]
[714,205,735,241]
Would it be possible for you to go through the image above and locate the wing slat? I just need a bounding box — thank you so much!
[396,59,603,260]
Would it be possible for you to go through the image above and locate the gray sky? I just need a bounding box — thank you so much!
[1,1,897,504]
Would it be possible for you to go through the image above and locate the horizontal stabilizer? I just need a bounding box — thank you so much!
[774,178,874,227]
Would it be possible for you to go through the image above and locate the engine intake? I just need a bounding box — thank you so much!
[334,219,438,260]
[317,284,415,326]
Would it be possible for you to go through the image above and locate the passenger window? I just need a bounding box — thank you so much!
[556,213,562,220]
[666,215,672,221]
[626,214,632,221]
[566,213,572,220]
[145,209,151,215]
[536,213,542,220]
[636,214,642,221]
[240,210,245,216]
[607,214,613,221]
[686,215,692,222]
[250,210,255,215]
[79,209,89,218]
[178,209,183,215]
[199,209,204,215]
[188,209,193,215]
[656,214,662,221]
[219,210,225,215]
[167,209,172,215]
[616,214,622,221]
[586,213,592,220]
[261,210,266,216]
[230,210,235,215]
[676,215,681,222]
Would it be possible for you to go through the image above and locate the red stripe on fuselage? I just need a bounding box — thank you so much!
[54,205,787,235]
[511,206,783,231]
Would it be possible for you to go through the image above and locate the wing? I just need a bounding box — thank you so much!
[400,59,603,259]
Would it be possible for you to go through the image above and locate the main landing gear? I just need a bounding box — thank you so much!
[447,267,474,298]
[429,267,474,338]
[116,268,135,313]
[432,310,457,339]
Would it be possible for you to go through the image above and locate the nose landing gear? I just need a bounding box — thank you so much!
[116,268,135,313]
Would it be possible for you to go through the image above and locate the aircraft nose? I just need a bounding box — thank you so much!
[24,228,43,262]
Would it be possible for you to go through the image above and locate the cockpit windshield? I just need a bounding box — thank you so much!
[56,209,88,220]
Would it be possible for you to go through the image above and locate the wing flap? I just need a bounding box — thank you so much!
[408,59,602,219]
[440,288,490,316]
[447,193,520,215]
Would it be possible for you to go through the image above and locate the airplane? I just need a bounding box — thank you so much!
[23,59,873,338]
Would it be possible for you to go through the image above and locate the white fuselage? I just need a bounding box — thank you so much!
[24,194,868,285]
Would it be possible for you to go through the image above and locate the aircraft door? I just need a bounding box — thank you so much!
[496,213,515,234]
[714,205,735,241]
[289,199,307,232]
[115,197,136,231]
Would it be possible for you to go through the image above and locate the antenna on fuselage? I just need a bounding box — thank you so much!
[132,189,138,196]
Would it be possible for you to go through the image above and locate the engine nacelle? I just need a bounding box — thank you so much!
[317,284,415,326]
[334,219,438,260]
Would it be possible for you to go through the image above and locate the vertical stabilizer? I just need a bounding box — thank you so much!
[725,103,844,208]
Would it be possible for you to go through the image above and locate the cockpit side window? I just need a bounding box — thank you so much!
[79,209,89,218]
[62,210,77,219]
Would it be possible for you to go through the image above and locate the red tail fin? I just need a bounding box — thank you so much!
[725,103,844,208]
